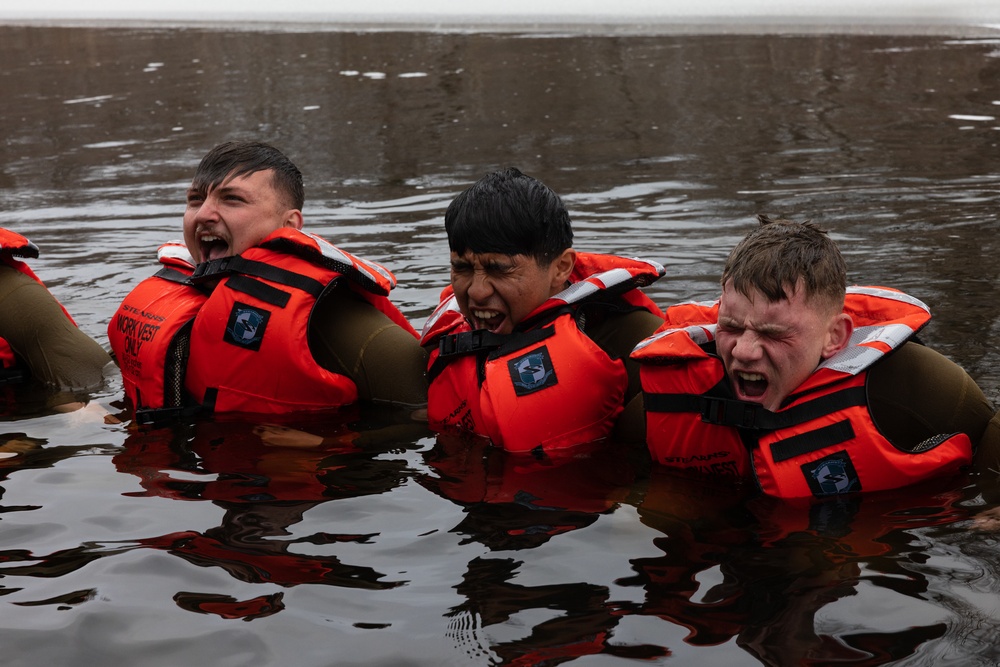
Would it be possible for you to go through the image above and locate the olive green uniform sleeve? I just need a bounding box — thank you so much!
[583,305,664,444]
[867,341,1000,466]
[309,285,428,407]
[583,307,666,404]
[0,264,111,390]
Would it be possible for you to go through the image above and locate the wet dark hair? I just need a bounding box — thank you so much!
[191,141,304,210]
[444,167,573,264]
[721,214,847,309]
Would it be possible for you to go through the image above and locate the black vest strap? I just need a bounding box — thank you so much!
[189,256,326,299]
[224,275,292,308]
[154,266,196,284]
[134,404,203,426]
[428,325,559,384]
[644,385,868,433]
[437,329,508,358]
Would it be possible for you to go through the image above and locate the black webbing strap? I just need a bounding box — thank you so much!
[769,420,856,462]
[437,329,508,358]
[428,325,558,384]
[488,326,556,360]
[154,266,196,285]
[644,385,868,432]
[189,256,325,299]
[224,275,292,308]
[135,404,203,426]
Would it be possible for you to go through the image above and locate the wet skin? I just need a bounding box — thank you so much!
[714,279,852,411]
[449,248,576,335]
[183,169,303,264]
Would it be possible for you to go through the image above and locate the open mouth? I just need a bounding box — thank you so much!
[471,309,506,334]
[199,234,230,262]
[735,371,768,400]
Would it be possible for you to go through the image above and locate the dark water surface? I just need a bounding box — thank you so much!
[3,23,1000,666]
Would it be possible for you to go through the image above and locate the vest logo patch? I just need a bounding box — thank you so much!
[224,302,270,351]
[802,450,861,497]
[508,345,558,396]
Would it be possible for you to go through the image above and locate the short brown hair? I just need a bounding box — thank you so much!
[721,215,847,310]
[192,141,304,211]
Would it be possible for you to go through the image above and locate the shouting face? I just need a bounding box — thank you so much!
[183,169,302,263]
[449,249,575,335]
[715,279,851,411]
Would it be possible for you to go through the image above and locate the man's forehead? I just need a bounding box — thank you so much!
[194,167,271,192]
[451,250,531,264]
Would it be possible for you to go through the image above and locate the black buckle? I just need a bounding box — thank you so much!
[700,396,761,429]
[189,257,234,283]
[135,405,201,426]
[438,329,503,357]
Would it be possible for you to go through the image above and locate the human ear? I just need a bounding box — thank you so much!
[550,248,577,288]
[284,209,304,230]
[822,313,853,359]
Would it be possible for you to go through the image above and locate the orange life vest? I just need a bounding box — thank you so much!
[0,228,76,384]
[108,228,416,423]
[421,253,664,454]
[632,286,973,499]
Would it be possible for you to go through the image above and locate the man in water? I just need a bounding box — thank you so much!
[421,167,666,453]
[109,141,426,422]
[0,227,110,391]
[629,215,1000,498]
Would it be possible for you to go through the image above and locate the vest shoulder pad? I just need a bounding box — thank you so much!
[157,241,196,271]
[420,292,465,344]
[258,228,397,296]
[553,253,665,308]
[0,228,39,260]
[632,323,715,361]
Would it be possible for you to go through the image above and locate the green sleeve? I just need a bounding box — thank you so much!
[309,285,428,407]
[867,341,998,463]
[0,264,111,390]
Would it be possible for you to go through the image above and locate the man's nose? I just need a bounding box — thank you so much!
[194,196,220,222]
[731,332,762,361]
[467,271,493,302]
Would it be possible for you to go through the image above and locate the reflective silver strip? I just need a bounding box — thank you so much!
[157,242,195,265]
[421,294,461,338]
[671,299,719,309]
[552,277,601,304]
[644,258,666,276]
[855,322,914,350]
[848,285,930,313]
[632,323,715,353]
[820,345,885,376]
[820,323,915,375]
[553,266,658,305]
[306,231,393,287]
